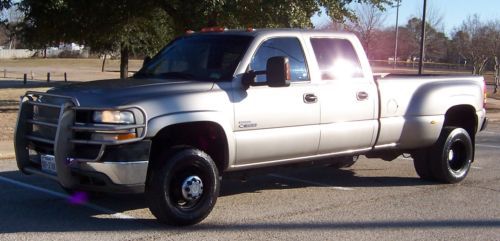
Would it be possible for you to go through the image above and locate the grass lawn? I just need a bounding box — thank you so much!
[0,58,143,70]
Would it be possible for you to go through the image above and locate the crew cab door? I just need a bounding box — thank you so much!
[233,37,320,165]
[309,38,378,153]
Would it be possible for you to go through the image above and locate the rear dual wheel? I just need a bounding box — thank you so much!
[413,127,473,183]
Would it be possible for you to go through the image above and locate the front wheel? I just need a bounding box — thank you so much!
[146,147,220,226]
[429,127,473,183]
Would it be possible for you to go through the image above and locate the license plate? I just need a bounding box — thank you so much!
[41,154,56,174]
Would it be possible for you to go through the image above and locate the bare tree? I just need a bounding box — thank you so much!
[345,4,387,59]
[415,2,444,33]
[494,56,500,93]
[490,20,500,92]
[321,20,346,31]
[0,5,23,49]
[452,15,497,75]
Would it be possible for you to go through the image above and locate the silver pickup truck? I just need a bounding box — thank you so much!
[15,29,487,225]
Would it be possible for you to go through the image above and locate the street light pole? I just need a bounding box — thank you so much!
[418,0,427,75]
[393,0,400,69]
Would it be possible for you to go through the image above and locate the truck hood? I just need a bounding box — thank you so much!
[47,78,215,107]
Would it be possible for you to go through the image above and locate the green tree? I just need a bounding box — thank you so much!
[0,0,10,11]
[157,0,395,34]
[18,0,173,79]
[18,0,395,79]
[403,17,448,62]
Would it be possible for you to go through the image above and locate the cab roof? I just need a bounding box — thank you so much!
[187,28,357,39]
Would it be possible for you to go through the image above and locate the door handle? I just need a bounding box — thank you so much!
[357,91,369,101]
[304,93,318,103]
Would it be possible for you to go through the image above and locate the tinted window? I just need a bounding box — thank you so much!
[135,35,253,82]
[310,38,364,80]
[250,38,309,82]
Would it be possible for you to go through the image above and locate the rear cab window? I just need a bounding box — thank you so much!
[310,38,364,80]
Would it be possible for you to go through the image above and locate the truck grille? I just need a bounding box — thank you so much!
[15,91,147,176]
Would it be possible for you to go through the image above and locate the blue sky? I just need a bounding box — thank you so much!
[312,0,500,35]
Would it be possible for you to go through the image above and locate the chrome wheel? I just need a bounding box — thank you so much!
[182,176,204,201]
[447,140,468,173]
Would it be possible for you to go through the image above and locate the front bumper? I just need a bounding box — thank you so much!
[15,91,149,193]
[477,109,488,132]
[480,117,488,132]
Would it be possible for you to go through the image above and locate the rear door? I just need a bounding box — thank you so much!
[309,38,378,153]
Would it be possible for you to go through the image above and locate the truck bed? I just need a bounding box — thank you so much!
[374,74,485,149]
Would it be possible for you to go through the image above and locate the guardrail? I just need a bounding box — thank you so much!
[0,69,69,84]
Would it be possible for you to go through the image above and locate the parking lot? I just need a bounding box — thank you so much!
[0,123,499,240]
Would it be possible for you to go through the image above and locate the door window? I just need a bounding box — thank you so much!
[250,38,309,82]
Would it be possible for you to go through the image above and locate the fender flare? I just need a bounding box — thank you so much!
[146,111,236,168]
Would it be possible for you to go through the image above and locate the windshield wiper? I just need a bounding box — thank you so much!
[134,71,197,80]
[157,72,197,80]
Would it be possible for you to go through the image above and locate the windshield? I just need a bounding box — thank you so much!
[135,34,253,82]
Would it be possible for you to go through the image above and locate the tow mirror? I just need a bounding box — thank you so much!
[241,56,291,88]
[266,56,290,87]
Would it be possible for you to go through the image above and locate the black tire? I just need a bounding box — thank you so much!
[412,150,435,181]
[146,147,220,226]
[328,156,359,168]
[429,127,473,183]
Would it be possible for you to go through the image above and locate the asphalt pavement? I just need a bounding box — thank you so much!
[1,86,499,240]
[0,124,499,240]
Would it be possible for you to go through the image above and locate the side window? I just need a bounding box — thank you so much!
[310,38,364,80]
[250,37,309,82]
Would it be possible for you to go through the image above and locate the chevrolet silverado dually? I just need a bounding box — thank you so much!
[15,28,487,225]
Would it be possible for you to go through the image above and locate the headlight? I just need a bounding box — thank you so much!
[93,110,135,124]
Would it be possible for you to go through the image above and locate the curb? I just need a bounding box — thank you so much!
[0,141,15,160]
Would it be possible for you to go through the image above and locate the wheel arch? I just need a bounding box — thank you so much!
[443,105,478,139]
[147,112,235,174]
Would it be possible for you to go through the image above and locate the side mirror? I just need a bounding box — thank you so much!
[242,70,266,88]
[266,56,290,87]
[142,56,152,67]
[242,71,256,87]
[241,56,291,88]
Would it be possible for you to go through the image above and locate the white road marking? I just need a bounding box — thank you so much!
[0,175,135,220]
[480,131,500,135]
[477,144,500,149]
[397,156,413,160]
[471,166,483,170]
[268,173,354,191]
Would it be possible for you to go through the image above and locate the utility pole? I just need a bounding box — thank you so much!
[393,0,400,69]
[418,0,427,75]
